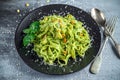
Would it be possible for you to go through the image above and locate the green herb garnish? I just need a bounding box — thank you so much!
[23,21,39,46]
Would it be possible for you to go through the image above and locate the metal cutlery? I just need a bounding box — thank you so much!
[90,17,117,74]
[91,8,120,57]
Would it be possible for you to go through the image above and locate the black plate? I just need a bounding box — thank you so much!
[15,4,101,75]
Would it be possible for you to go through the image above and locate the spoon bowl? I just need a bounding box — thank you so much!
[91,8,106,26]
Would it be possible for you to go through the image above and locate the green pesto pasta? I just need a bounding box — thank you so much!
[33,14,91,66]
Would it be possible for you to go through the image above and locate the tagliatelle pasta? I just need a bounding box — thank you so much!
[33,14,91,66]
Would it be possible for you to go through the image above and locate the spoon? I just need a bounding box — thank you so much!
[91,8,120,56]
[90,8,120,74]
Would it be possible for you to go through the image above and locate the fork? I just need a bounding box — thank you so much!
[90,17,117,74]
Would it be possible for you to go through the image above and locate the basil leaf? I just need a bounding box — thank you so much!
[23,34,35,46]
[22,21,40,46]
[29,21,40,33]
[23,29,30,33]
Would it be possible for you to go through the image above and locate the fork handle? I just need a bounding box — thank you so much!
[115,44,120,57]
[90,37,108,74]
[105,27,120,57]
[105,27,117,45]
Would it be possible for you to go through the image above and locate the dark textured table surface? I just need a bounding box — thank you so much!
[0,0,120,80]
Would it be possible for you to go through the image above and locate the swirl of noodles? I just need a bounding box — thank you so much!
[33,14,90,66]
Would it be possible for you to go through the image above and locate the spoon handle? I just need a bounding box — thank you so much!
[90,53,102,74]
[90,36,108,74]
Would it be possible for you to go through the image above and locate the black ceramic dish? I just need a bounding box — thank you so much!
[15,4,101,75]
